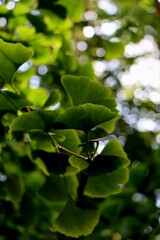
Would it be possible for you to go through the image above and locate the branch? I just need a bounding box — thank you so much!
[154,0,160,16]
[48,132,92,164]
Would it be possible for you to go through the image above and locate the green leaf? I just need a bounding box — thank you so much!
[10,110,58,138]
[102,139,130,163]
[6,174,25,204]
[69,156,89,172]
[87,155,125,176]
[0,39,34,83]
[39,175,78,202]
[85,167,129,198]
[42,89,61,108]
[99,115,120,133]
[87,139,130,176]
[105,41,125,59]
[56,103,117,132]
[52,129,81,153]
[62,75,117,111]
[26,87,48,108]
[53,196,100,237]
[58,0,85,22]
[0,91,32,113]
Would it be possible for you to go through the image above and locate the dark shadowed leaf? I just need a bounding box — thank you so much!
[6,174,25,204]
[39,175,68,202]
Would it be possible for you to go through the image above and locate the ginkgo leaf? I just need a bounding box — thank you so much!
[10,110,58,138]
[53,196,100,237]
[0,39,34,83]
[69,156,89,171]
[56,103,117,133]
[85,167,129,198]
[87,139,130,176]
[101,139,129,160]
[62,75,117,111]
[0,91,32,113]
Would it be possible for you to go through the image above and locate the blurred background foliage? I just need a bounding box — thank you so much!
[1,0,160,239]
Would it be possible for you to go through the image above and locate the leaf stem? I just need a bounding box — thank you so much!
[48,132,92,164]
[86,132,92,161]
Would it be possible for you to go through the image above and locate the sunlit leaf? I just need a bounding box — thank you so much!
[105,41,124,59]
[58,0,85,22]
[62,75,117,111]
[53,196,100,237]
[69,156,89,171]
[26,87,48,108]
[0,39,34,83]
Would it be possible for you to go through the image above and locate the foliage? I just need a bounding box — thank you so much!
[0,0,130,239]
[1,0,160,239]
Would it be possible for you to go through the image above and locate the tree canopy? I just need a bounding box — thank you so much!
[0,0,160,239]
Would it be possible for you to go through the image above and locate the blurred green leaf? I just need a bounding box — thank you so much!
[26,87,49,108]
[0,39,34,83]
[105,41,125,59]
[0,91,32,113]
[6,174,25,204]
[58,0,85,22]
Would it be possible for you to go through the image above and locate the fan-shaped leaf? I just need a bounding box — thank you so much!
[56,103,117,133]
[53,196,100,237]
[85,167,129,198]
[62,75,117,111]
[10,110,58,138]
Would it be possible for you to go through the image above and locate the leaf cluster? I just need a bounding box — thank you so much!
[0,0,130,239]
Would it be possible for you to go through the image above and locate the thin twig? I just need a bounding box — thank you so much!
[48,132,92,164]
